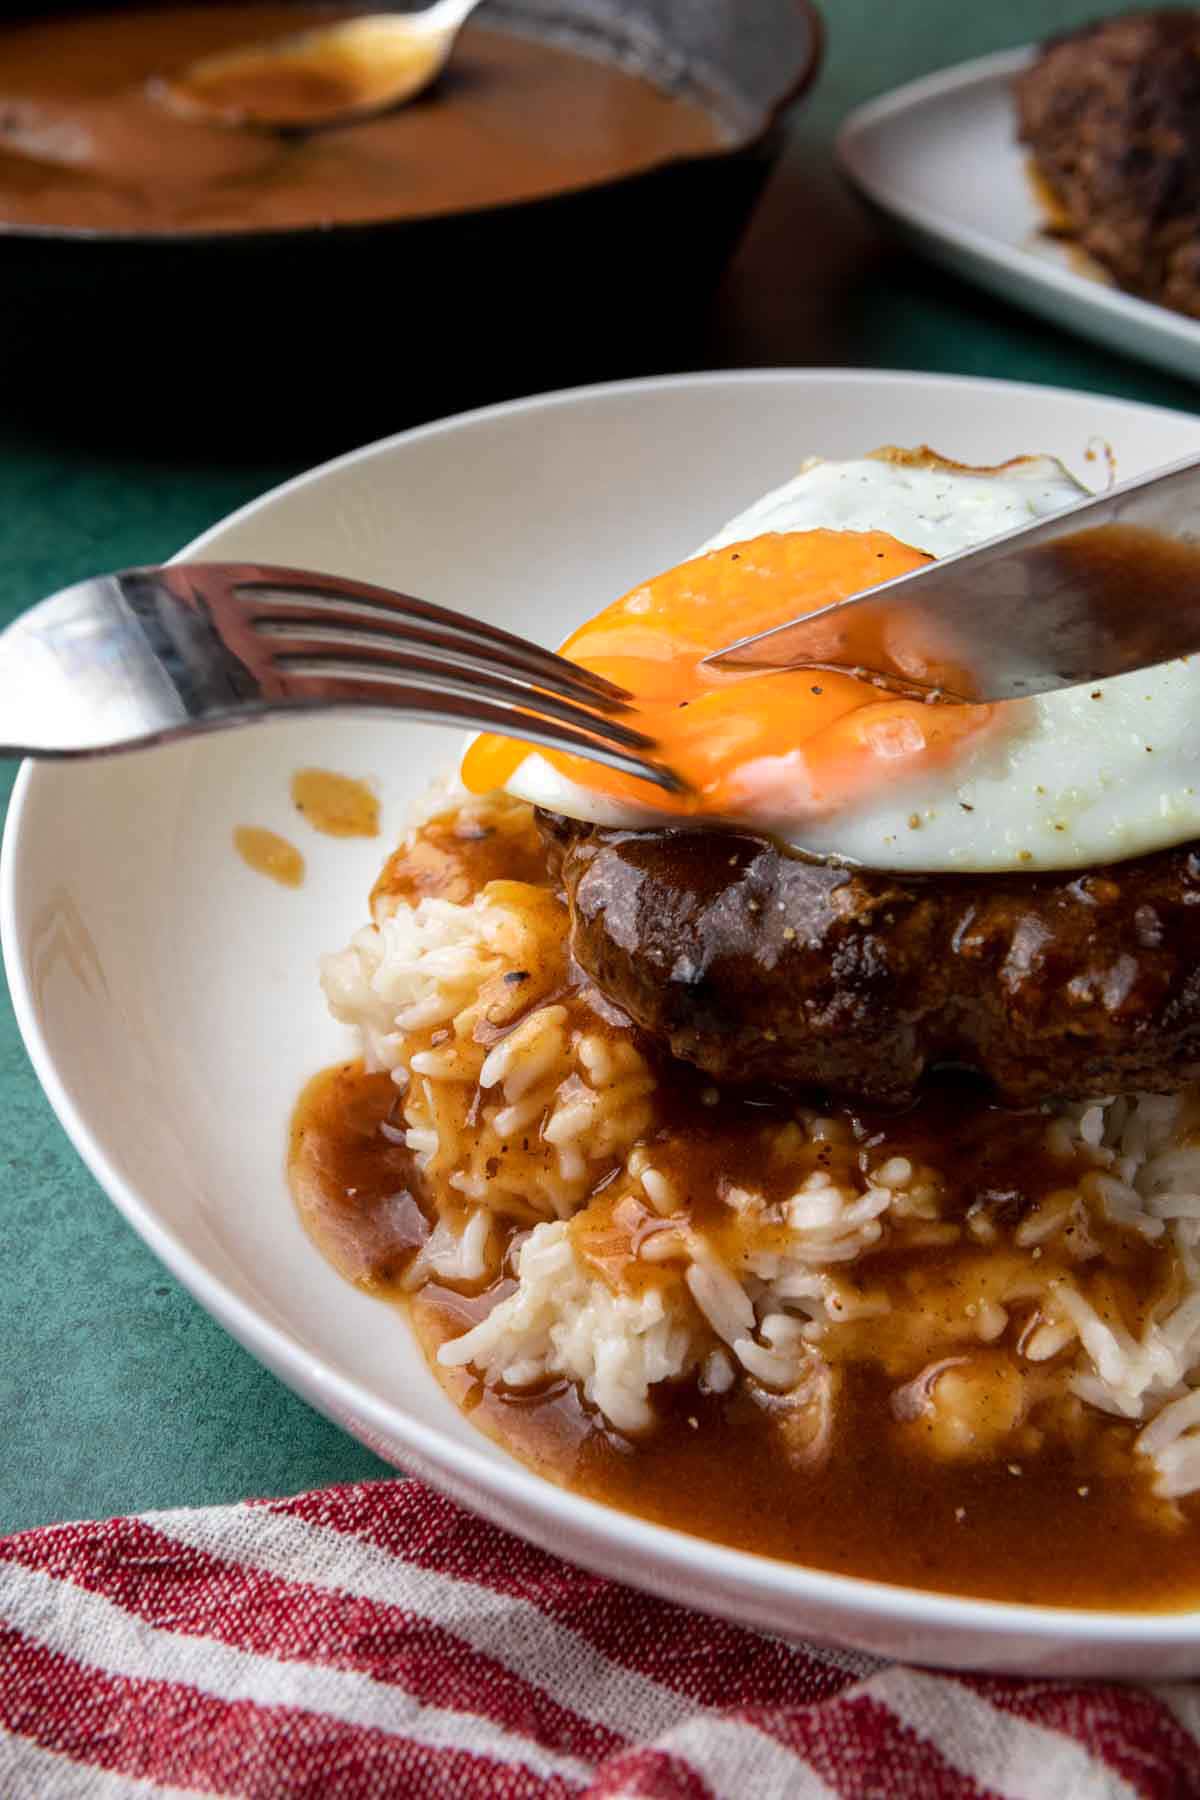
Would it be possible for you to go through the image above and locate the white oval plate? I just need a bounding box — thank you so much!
[6,370,1200,1676]
[837,49,1200,386]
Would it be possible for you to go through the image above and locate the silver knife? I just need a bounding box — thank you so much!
[703,448,1200,700]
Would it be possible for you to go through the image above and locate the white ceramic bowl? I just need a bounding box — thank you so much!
[7,370,1200,1676]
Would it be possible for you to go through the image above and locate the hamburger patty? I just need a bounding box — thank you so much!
[540,812,1200,1107]
[1016,10,1200,319]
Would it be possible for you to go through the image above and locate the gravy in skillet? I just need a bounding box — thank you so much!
[0,6,728,234]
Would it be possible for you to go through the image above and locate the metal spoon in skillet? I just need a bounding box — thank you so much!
[158,0,487,132]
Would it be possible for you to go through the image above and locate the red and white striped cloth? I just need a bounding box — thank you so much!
[1,1479,1197,1798]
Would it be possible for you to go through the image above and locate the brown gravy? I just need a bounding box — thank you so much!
[0,6,727,235]
[291,1061,425,1286]
[290,1053,1200,1611]
[233,823,305,885]
[291,767,379,838]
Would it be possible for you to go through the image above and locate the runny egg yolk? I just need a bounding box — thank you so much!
[461,529,995,822]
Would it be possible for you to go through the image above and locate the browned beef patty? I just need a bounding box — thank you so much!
[541,812,1200,1107]
[1016,11,1200,319]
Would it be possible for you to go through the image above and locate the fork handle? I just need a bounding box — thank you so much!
[0,574,198,757]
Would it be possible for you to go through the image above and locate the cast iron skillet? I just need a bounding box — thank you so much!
[0,0,822,453]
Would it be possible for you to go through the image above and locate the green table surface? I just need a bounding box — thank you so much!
[3,0,1197,1536]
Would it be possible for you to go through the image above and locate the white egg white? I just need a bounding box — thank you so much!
[697,450,1090,558]
[500,451,1200,872]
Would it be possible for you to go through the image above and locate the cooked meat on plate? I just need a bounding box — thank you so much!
[1017,9,1200,318]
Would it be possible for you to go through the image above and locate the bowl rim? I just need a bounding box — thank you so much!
[0,0,822,249]
[6,364,1200,1651]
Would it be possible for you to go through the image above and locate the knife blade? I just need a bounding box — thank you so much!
[703,448,1200,700]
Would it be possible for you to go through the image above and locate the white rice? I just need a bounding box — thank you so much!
[323,886,654,1222]
[437,1221,697,1435]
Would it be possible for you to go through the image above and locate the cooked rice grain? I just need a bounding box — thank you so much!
[437,1221,697,1434]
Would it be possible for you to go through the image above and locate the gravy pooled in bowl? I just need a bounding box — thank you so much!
[0,5,728,236]
[292,791,1200,1610]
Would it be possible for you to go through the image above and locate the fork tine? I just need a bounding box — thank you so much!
[274,667,686,793]
[210,564,630,705]
[9,561,678,778]
[248,612,625,713]
[265,640,657,751]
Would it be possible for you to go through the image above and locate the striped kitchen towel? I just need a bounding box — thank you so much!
[0,1477,1196,1797]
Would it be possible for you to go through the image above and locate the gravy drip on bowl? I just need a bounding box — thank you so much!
[291,767,379,839]
[290,792,1200,1609]
[0,6,728,235]
[233,823,305,886]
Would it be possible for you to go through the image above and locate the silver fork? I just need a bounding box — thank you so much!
[0,561,682,792]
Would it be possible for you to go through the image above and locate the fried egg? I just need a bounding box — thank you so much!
[462,448,1200,872]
